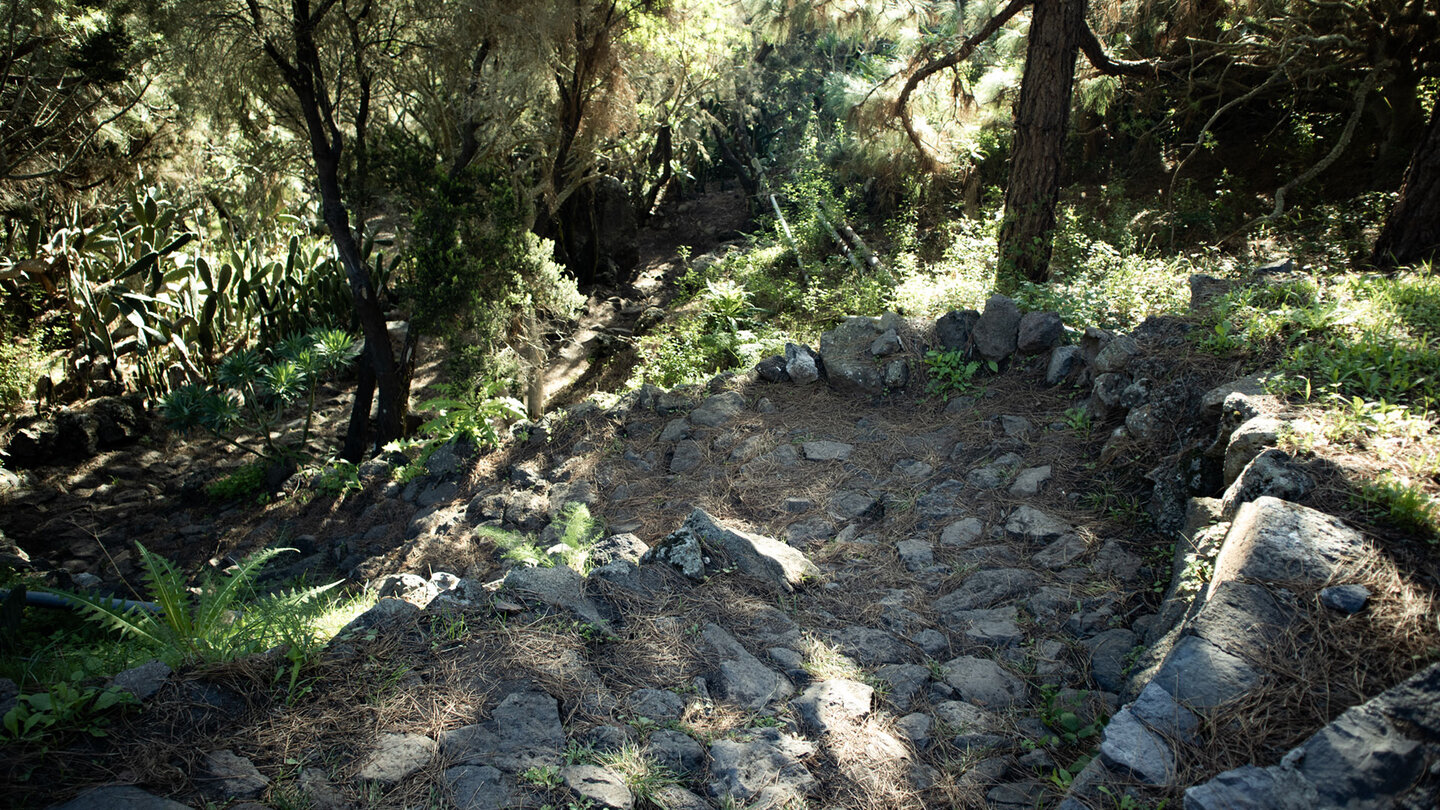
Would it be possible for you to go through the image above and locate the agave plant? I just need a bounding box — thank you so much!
[50,543,340,667]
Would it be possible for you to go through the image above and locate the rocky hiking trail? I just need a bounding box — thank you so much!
[4,215,1440,808]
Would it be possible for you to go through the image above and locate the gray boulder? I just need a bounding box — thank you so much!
[702,623,795,710]
[708,728,817,807]
[784,343,822,384]
[936,309,981,354]
[1046,345,1084,385]
[669,508,819,592]
[1017,311,1064,354]
[973,295,1022,363]
[503,565,613,634]
[819,317,888,395]
[49,787,193,810]
[1219,450,1314,519]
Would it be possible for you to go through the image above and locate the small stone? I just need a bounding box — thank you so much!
[940,517,985,547]
[444,765,515,810]
[894,458,934,478]
[1034,535,1087,569]
[974,294,1022,363]
[1099,708,1176,785]
[997,415,1033,438]
[627,688,686,721]
[941,656,1027,709]
[199,749,269,799]
[691,391,747,427]
[359,732,434,784]
[802,440,854,461]
[896,712,933,748]
[669,440,704,474]
[1008,466,1052,497]
[950,606,1026,648]
[562,764,634,809]
[912,629,949,657]
[1220,449,1315,519]
[1093,334,1140,373]
[836,626,911,665]
[871,330,903,357]
[1084,629,1138,693]
[1004,506,1071,543]
[1046,345,1084,385]
[875,664,932,712]
[790,679,873,734]
[1017,312,1064,354]
[49,787,192,810]
[708,728,817,805]
[109,659,171,701]
[783,497,814,513]
[659,418,690,442]
[1319,584,1371,614]
[897,539,934,571]
[755,355,790,383]
[936,309,981,352]
[649,729,705,773]
[785,343,822,385]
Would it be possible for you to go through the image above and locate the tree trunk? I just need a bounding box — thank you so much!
[1373,100,1440,269]
[997,0,1086,288]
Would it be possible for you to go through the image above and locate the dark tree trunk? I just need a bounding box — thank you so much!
[342,345,376,462]
[997,0,1086,288]
[1373,100,1440,269]
[257,0,403,458]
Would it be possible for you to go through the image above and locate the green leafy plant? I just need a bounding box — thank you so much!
[415,380,527,450]
[478,502,602,574]
[1062,406,1092,436]
[50,543,340,667]
[1,678,137,745]
[313,460,362,498]
[1039,685,1108,746]
[924,350,987,400]
[522,764,564,789]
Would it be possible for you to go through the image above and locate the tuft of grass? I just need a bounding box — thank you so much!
[1353,473,1440,542]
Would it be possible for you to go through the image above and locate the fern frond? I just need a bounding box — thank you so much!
[476,525,531,551]
[46,591,170,652]
[135,542,194,642]
[194,547,296,634]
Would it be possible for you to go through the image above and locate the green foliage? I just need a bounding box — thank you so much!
[0,320,42,412]
[49,543,341,668]
[161,327,359,461]
[1038,685,1107,746]
[478,502,602,575]
[1062,406,1092,436]
[1205,268,1440,411]
[415,381,527,451]
[405,166,582,388]
[20,182,366,399]
[923,350,987,400]
[313,461,361,498]
[1353,473,1440,542]
[1,678,136,746]
[205,460,268,501]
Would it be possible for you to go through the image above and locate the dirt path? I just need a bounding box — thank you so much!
[5,354,1180,809]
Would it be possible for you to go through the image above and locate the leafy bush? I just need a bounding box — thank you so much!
[51,543,340,667]
[0,325,41,412]
[1354,473,1439,542]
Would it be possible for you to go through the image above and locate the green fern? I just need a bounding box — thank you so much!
[48,543,340,667]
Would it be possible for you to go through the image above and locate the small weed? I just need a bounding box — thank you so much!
[1063,406,1092,436]
[522,764,564,789]
[1,679,137,745]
